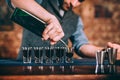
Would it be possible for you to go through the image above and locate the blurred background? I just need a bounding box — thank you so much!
[0,0,120,59]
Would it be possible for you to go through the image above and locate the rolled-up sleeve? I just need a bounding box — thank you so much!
[70,17,89,54]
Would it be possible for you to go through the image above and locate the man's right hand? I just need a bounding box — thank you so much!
[10,0,64,45]
[42,15,64,45]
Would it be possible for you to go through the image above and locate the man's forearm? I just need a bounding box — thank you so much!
[11,0,64,44]
[11,0,54,23]
[79,44,103,58]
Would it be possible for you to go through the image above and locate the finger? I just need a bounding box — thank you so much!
[41,38,44,41]
[47,28,57,39]
[42,24,54,40]
[52,32,64,42]
[42,34,49,40]
[43,23,53,35]
[53,23,63,33]
[107,42,113,47]
[50,40,57,45]
[56,27,63,33]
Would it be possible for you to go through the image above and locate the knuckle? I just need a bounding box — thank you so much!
[62,32,65,36]
[46,24,53,29]
[61,33,64,37]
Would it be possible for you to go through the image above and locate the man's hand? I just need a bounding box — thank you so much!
[42,15,64,45]
[107,42,120,59]
[10,0,64,45]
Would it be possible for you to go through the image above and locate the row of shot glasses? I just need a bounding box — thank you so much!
[22,47,74,64]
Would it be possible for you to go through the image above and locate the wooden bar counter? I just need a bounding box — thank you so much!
[0,59,120,80]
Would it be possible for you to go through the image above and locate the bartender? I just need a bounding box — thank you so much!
[6,0,120,60]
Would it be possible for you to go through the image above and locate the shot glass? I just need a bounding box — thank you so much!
[96,50,105,65]
[95,65,105,74]
[60,47,66,63]
[107,48,117,65]
[95,50,106,74]
[55,47,65,63]
[45,47,53,63]
[65,47,74,63]
[54,47,60,63]
[34,47,43,63]
[108,65,117,74]
[22,47,32,63]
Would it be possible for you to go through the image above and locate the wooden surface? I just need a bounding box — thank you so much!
[0,59,120,80]
[0,66,120,80]
[0,75,115,80]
